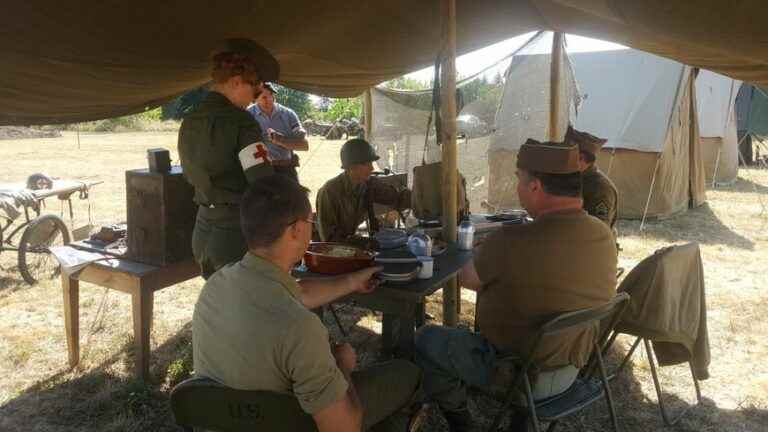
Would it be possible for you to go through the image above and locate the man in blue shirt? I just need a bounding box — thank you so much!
[248,83,309,182]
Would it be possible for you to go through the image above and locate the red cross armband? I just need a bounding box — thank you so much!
[238,142,271,171]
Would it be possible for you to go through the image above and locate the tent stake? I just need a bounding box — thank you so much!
[440,0,459,327]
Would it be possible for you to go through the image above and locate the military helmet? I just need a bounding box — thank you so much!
[26,173,53,190]
[340,138,380,168]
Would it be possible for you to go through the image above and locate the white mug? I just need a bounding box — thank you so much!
[417,256,434,279]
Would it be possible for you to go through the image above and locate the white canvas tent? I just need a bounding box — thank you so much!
[488,48,706,220]
[695,70,741,185]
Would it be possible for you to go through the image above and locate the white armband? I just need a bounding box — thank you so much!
[238,142,271,171]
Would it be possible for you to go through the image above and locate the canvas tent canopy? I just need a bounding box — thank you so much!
[734,84,768,164]
[3,1,768,125]
[695,70,740,185]
[488,47,706,220]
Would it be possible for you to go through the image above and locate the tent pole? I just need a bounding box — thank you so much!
[440,0,459,327]
[549,32,564,141]
[364,88,373,142]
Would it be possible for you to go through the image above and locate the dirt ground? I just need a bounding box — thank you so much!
[0,131,767,431]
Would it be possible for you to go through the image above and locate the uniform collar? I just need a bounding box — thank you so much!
[585,164,598,175]
[241,252,302,301]
[200,91,239,111]
[535,208,586,221]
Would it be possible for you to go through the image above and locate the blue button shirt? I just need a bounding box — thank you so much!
[247,103,305,161]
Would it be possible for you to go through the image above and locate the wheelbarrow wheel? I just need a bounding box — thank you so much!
[18,214,70,285]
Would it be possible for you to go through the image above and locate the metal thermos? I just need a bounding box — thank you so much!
[457,219,475,250]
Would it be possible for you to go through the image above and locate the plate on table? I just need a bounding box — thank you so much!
[377,261,421,283]
[486,209,527,222]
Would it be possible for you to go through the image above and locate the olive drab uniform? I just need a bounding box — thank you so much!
[193,253,423,431]
[316,173,411,244]
[582,165,618,231]
[178,91,274,278]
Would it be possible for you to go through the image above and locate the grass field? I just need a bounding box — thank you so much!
[0,131,767,431]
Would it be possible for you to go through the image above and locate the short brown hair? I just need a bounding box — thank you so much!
[209,38,280,84]
[240,175,311,248]
[528,170,582,198]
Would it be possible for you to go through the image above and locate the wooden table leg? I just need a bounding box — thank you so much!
[131,281,154,381]
[62,274,79,368]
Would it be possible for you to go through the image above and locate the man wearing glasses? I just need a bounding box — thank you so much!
[178,38,278,279]
[193,175,423,432]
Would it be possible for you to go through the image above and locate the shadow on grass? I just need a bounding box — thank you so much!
[720,176,768,195]
[0,308,385,432]
[0,273,29,298]
[619,203,755,251]
[0,323,194,432]
[467,341,768,432]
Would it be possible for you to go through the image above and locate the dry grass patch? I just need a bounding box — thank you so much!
[0,132,766,431]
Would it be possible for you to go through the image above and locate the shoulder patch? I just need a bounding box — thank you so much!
[593,201,610,219]
[239,142,271,171]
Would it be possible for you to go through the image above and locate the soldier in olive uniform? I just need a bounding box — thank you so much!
[414,139,617,432]
[316,138,411,246]
[193,176,423,432]
[565,125,619,231]
[178,39,278,278]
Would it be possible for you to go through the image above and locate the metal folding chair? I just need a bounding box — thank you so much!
[607,244,705,426]
[170,376,317,432]
[488,292,631,432]
[606,334,702,426]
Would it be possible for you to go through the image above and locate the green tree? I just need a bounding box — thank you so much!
[324,98,362,122]
[384,76,431,91]
[317,96,332,112]
[274,84,313,120]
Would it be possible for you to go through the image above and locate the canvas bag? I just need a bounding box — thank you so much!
[411,59,469,221]
[412,161,468,220]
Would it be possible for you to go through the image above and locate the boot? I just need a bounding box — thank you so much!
[443,406,475,432]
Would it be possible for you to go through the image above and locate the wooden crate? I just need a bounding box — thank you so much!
[126,166,196,266]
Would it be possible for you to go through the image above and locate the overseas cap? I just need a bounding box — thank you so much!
[517,139,580,174]
[565,125,607,155]
[211,38,280,83]
[340,138,380,168]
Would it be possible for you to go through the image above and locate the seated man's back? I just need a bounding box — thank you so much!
[475,208,617,369]
[192,175,422,432]
[193,253,348,412]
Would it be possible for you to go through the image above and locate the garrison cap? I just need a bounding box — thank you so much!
[340,138,380,168]
[211,38,280,83]
[517,139,580,174]
[565,125,607,155]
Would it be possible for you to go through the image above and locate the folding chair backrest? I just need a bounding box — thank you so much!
[520,293,631,377]
[170,377,318,432]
